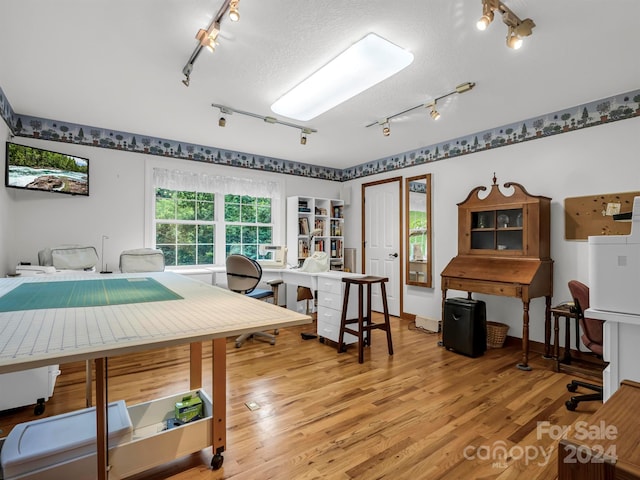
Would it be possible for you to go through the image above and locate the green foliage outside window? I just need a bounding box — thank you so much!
[409,210,427,259]
[155,188,214,266]
[224,194,272,259]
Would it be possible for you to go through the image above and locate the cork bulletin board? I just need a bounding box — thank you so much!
[564,191,640,240]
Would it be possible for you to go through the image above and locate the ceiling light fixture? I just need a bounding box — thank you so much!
[476,0,496,30]
[229,0,240,22]
[366,81,475,130]
[382,120,391,137]
[427,101,441,121]
[300,128,312,145]
[212,104,317,145]
[271,33,414,121]
[196,22,220,53]
[182,0,240,86]
[477,0,535,49]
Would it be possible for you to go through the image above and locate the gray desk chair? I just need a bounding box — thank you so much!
[226,254,283,348]
[119,248,165,273]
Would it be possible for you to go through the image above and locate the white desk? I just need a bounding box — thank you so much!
[0,272,310,478]
[586,308,640,401]
[209,265,318,289]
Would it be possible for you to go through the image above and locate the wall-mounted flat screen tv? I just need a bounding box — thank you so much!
[5,142,89,196]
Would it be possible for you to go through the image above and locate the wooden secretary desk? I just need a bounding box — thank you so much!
[441,175,553,370]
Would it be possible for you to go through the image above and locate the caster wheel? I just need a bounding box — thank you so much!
[235,342,241,348]
[567,383,578,392]
[34,402,45,416]
[211,453,224,470]
[565,400,577,411]
[274,329,280,335]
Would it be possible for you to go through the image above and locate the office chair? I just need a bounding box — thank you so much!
[226,254,283,348]
[119,248,165,273]
[565,280,605,411]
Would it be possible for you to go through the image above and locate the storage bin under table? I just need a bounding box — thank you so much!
[0,390,213,480]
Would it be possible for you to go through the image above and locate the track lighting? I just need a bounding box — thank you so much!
[366,82,475,131]
[196,22,220,53]
[217,106,232,127]
[182,0,242,86]
[477,0,535,49]
[229,0,240,22]
[300,128,312,145]
[212,104,317,144]
[426,101,440,121]
[476,0,497,30]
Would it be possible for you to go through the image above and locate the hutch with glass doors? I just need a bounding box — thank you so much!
[441,175,553,370]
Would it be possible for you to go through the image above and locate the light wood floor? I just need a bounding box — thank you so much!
[0,316,601,479]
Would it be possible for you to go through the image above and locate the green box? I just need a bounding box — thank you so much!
[174,394,203,423]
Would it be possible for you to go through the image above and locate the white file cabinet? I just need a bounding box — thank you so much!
[316,273,362,344]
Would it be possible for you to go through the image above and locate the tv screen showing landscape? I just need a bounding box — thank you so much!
[5,142,89,196]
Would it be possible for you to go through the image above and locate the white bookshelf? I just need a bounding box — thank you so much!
[287,196,344,270]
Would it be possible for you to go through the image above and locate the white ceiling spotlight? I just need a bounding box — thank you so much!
[477,0,535,50]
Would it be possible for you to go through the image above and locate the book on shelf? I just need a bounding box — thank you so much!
[298,239,309,258]
[299,217,309,235]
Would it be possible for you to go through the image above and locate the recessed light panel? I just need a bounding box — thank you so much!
[271,33,414,121]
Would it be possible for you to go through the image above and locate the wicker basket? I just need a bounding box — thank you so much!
[486,321,509,348]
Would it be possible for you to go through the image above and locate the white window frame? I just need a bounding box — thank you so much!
[144,161,283,269]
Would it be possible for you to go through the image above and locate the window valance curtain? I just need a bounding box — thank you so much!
[152,168,281,198]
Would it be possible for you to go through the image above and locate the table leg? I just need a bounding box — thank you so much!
[95,357,108,480]
[211,338,226,469]
[190,342,203,389]
[85,359,92,407]
[554,314,560,369]
[563,317,572,364]
[517,300,532,371]
[544,306,552,359]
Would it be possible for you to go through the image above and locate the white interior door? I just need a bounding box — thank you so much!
[363,179,401,316]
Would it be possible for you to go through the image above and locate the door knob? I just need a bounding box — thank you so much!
[389,253,398,258]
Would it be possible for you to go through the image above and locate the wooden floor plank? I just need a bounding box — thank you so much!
[0,316,600,479]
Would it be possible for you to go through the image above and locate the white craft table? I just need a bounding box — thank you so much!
[0,272,310,479]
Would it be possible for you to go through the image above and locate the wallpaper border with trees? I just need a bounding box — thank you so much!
[1,86,638,182]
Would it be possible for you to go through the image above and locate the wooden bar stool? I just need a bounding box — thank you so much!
[337,276,394,363]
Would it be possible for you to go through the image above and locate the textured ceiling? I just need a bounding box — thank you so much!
[1,0,639,170]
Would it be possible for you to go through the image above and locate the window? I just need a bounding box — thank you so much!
[151,168,281,267]
[224,195,273,259]
[155,188,215,266]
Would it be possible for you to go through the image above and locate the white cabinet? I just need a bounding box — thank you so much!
[287,196,344,270]
[316,273,361,344]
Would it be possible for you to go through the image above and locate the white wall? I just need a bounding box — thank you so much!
[0,121,11,274]
[2,116,638,347]
[343,116,640,345]
[3,139,339,275]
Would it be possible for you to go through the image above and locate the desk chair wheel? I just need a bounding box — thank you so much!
[567,383,578,393]
[565,399,577,411]
[211,453,224,470]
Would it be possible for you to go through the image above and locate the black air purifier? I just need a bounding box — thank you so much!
[442,298,487,357]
